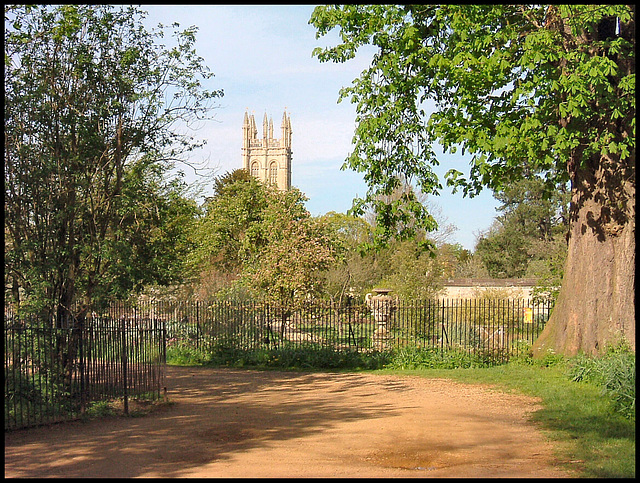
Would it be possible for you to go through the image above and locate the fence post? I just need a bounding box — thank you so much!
[120,314,129,416]
[440,299,447,351]
[79,320,86,415]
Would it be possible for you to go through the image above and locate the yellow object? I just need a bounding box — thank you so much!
[524,307,533,324]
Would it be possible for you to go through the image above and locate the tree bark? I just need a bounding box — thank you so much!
[533,153,635,356]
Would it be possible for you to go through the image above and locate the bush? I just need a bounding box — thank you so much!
[166,341,391,370]
[165,341,217,365]
[385,344,495,369]
[567,342,635,420]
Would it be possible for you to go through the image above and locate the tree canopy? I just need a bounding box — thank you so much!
[474,177,569,279]
[311,5,633,239]
[311,4,635,355]
[191,171,342,308]
[4,5,221,318]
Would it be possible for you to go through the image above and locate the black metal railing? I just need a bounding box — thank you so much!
[4,309,165,431]
[157,297,552,360]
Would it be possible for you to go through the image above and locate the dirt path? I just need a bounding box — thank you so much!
[4,366,570,478]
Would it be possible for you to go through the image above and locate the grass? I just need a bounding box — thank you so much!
[166,342,635,478]
[82,395,173,421]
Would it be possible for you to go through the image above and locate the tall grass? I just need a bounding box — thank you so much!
[566,341,635,420]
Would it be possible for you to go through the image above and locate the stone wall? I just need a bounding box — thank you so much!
[437,278,537,301]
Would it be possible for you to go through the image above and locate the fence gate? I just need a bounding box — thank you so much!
[4,312,166,431]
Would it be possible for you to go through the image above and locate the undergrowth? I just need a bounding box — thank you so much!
[566,341,635,420]
[166,341,391,370]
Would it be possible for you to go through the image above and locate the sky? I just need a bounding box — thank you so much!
[142,4,500,251]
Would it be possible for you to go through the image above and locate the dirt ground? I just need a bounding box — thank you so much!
[4,366,571,478]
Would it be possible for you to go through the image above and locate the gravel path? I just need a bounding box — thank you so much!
[4,366,570,478]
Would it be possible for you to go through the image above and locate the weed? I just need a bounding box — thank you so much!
[567,342,635,420]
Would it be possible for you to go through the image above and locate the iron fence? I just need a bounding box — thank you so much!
[158,297,552,361]
[4,309,165,431]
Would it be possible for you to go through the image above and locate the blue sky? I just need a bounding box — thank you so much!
[142,4,500,250]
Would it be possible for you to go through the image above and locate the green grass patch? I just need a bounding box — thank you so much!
[82,396,172,421]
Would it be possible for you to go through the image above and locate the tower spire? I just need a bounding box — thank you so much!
[281,110,290,149]
[242,110,250,148]
[263,113,268,143]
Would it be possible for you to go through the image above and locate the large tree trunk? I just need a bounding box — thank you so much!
[533,153,635,356]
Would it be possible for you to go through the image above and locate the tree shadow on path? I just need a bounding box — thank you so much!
[4,366,403,478]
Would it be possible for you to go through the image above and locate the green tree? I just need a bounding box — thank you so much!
[474,177,570,278]
[100,160,200,302]
[318,212,375,303]
[241,209,341,310]
[192,175,342,311]
[474,221,531,278]
[211,168,253,199]
[320,211,464,302]
[192,173,269,279]
[4,5,221,320]
[437,242,473,279]
[310,4,635,355]
[375,239,446,299]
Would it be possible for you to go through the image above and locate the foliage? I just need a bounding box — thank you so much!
[191,174,343,307]
[317,212,377,303]
[98,161,200,303]
[385,345,495,369]
[311,5,635,356]
[474,177,569,282]
[211,168,253,198]
[166,342,510,371]
[567,342,635,419]
[374,239,444,299]
[436,243,472,278]
[190,174,270,277]
[4,5,219,317]
[241,191,342,309]
[528,233,568,303]
[4,370,72,429]
[318,204,465,302]
[167,343,391,370]
[311,5,634,245]
[83,400,119,419]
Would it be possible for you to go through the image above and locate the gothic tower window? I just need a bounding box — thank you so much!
[269,161,278,185]
[251,161,259,178]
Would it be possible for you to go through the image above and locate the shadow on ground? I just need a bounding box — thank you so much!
[5,367,403,478]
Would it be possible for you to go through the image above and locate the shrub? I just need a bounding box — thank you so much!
[567,342,635,420]
[385,344,495,369]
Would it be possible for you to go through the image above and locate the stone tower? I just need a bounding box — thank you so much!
[242,110,292,191]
